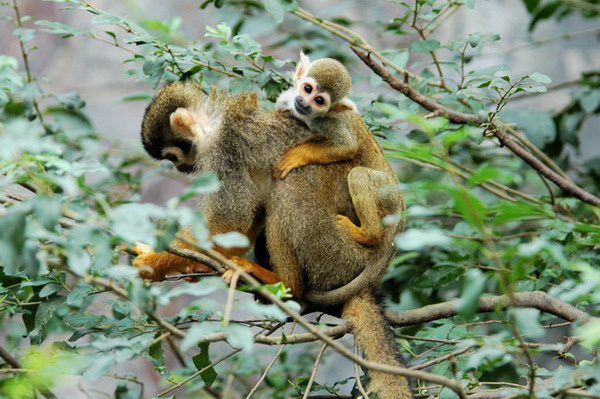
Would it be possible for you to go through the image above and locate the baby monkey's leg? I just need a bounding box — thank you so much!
[336,167,391,247]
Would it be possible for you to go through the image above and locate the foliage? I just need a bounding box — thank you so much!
[1,0,599,398]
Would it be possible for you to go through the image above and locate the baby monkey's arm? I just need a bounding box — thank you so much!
[274,122,358,179]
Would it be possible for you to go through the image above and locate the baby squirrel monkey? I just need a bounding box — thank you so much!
[275,52,397,247]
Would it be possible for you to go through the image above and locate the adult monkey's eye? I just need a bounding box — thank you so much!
[164,153,179,163]
[315,96,325,105]
[303,84,312,94]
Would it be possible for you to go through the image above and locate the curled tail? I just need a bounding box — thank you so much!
[342,289,412,399]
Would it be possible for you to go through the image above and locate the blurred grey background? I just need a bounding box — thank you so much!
[0,1,598,398]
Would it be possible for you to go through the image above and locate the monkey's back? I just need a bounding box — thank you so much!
[196,93,401,300]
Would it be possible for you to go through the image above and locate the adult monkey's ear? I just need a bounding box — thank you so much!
[294,50,311,81]
[329,98,357,113]
[170,108,199,138]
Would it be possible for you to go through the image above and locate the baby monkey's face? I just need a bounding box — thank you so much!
[292,76,331,119]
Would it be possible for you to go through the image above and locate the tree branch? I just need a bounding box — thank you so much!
[351,46,600,207]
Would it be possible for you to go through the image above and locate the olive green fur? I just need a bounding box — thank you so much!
[307,58,351,104]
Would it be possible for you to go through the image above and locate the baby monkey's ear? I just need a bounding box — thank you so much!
[329,98,357,113]
[170,108,197,138]
[294,51,311,81]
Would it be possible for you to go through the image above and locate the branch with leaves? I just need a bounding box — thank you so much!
[2,1,600,398]
[351,47,600,207]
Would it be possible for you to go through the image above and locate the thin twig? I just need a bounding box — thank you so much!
[12,0,46,127]
[354,342,369,399]
[245,323,296,399]
[223,270,240,327]
[165,335,187,367]
[159,349,241,397]
[302,343,328,399]
[411,344,477,370]
[411,1,447,89]
[0,347,21,369]
[562,0,600,13]
[291,8,444,89]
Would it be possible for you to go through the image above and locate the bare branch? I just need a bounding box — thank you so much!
[302,343,328,399]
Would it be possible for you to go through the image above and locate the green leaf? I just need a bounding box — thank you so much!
[192,342,217,386]
[66,282,94,308]
[239,301,287,321]
[468,33,482,48]
[394,229,451,251]
[110,203,167,247]
[159,280,223,304]
[225,324,254,350]
[179,172,220,202]
[491,201,553,225]
[205,23,232,40]
[468,165,519,186]
[578,90,600,113]
[456,269,486,320]
[262,0,286,24]
[30,298,65,344]
[33,196,61,231]
[71,160,109,176]
[35,20,88,37]
[528,72,552,84]
[452,187,486,229]
[523,0,541,12]
[508,308,544,338]
[91,13,127,26]
[578,319,600,350]
[121,93,153,102]
[110,300,131,320]
[212,232,250,249]
[441,127,469,149]
[181,324,220,351]
[39,283,62,298]
[67,247,91,275]
[410,40,441,53]
[148,338,165,366]
[0,203,31,275]
[528,1,561,31]
[499,109,556,148]
[13,27,36,42]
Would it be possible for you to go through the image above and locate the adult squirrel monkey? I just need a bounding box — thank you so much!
[137,81,411,398]
[275,52,401,246]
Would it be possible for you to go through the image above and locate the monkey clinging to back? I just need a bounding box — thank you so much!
[275,52,402,247]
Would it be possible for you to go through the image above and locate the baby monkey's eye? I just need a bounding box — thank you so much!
[303,84,312,94]
[315,96,325,105]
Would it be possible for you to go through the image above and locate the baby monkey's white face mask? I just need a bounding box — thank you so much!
[276,51,356,122]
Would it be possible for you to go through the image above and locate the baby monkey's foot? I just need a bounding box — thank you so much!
[335,215,381,247]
